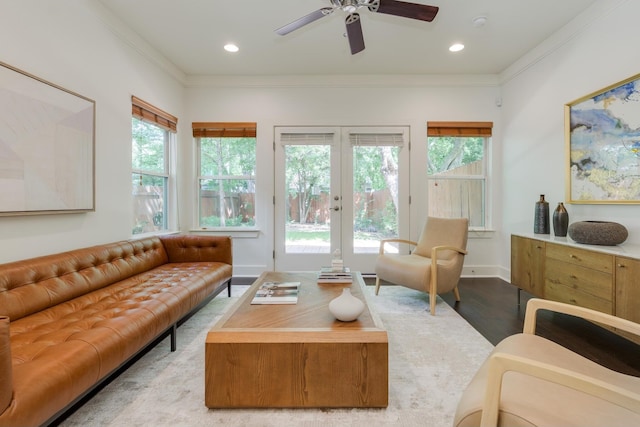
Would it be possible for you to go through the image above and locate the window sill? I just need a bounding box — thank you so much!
[189,228,261,238]
[468,228,496,239]
[131,230,180,239]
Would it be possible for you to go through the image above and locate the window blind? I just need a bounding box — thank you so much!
[279,132,335,144]
[192,122,257,138]
[349,132,404,146]
[131,96,177,133]
[427,121,493,137]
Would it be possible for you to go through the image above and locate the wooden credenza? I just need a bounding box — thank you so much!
[511,234,640,328]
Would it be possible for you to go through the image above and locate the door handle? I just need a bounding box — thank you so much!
[333,206,341,211]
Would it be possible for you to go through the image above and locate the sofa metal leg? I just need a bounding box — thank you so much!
[170,324,177,352]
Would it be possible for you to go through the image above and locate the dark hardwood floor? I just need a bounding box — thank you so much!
[439,277,640,377]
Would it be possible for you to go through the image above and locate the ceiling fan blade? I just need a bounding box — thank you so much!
[373,0,439,22]
[275,7,334,35]
[345,13,365,55]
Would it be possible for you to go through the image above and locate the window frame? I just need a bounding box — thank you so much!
[426,121,492,231]
[193,122,257,230]
[131,97,177,236]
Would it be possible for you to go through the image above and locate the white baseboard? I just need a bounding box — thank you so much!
[460,265,510,283]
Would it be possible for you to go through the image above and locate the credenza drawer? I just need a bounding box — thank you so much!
[545,258,613,300]
[545,280,613,314]
[545,243,613,273]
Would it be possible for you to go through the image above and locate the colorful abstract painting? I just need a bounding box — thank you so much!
[566,74,640,203]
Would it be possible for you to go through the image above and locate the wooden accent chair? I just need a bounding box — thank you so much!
[374,216,469,315]
[454,298,640,427]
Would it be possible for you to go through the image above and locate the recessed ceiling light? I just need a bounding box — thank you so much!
[224,43,239,53]
[449,43,464,52]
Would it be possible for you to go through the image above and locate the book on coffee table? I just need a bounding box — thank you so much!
[251,281,300,304]
[317,267,353,284]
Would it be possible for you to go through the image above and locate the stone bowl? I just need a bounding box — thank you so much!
[567,221,628,246]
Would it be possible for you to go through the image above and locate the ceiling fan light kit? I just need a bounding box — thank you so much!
[472,15,487,27]
[275,0,439,55]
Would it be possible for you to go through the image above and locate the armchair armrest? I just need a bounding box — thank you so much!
[430,245,468,260]
[378,238,417,255]
[480,351,640,427]
[523,298,640,337]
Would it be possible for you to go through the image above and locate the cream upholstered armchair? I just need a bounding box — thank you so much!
[454,298,640,427]
[374,216,469,315]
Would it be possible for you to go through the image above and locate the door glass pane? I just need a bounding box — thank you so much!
[353,145,399,254]
[284,144,331,254]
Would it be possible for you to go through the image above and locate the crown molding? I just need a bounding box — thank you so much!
[499,0,628,85]
[184,73,500,89]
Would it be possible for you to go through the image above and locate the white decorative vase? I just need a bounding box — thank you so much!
[329,288,365,322]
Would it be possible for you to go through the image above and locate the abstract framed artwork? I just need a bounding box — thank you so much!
[0,62,95,216]
[565,73,640,204]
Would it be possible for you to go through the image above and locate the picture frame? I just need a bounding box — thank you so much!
[565,72,640,204]
[0,61,95,216]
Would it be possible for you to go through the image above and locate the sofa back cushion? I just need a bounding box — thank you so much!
[0,237,168,321]
[0,316,11,415]
[159,234,233,265]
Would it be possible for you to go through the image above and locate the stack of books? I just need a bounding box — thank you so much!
[317,267,353,284]
[250,281,300,304]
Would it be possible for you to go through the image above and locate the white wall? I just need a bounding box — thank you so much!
[183,81,502,277]
[0,1,184,263]
[500,0,640,272]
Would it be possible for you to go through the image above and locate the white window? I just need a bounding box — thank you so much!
[427,121,492,229]
[131,97,177,235]
[193,122,256,228]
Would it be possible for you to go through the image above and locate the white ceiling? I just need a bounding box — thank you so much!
[96,0,598,77]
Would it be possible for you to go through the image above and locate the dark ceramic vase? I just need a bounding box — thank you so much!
[553,202,569,237]
[534,195,550,234]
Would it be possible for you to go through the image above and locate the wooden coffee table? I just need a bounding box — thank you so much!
[204,271,388,408]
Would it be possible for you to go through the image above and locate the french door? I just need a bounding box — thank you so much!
[274,126,410,273]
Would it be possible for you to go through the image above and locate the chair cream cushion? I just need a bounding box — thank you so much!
[413,217,468,259]
[454,333,640,427]
[375,254,460,293]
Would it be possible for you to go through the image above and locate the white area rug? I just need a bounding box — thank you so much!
[61,286,493,427]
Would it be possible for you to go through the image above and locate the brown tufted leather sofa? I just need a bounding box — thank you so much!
[0,234,232,427]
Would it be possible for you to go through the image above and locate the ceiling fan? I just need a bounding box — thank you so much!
[275,0,439,55]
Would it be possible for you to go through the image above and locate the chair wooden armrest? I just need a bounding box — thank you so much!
[480,351,640,427]
[522,298,640,337]
[378,238,418,255]
[430,245,468,259]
